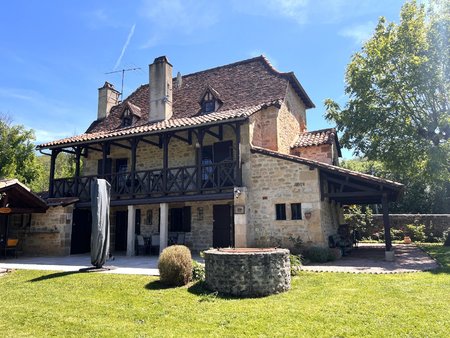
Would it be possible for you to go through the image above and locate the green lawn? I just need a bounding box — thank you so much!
[1,246,449,337]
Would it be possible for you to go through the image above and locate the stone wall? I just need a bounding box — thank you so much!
[277,85,307,155]
[204,248,290,297]
[291,144,335,164]
[249,106,279,151]
[371,214,450,239]
[15,206,74,256]
[83,125,237,176]
[244,152,336,250]
[109,199,232,253]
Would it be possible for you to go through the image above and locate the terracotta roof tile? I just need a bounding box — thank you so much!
[251,146,403,190]
[292,128,337,148]
[38,55,314,149]
[38,101,280,148]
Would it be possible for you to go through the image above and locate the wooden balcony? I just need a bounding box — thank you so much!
[51,161,238,202]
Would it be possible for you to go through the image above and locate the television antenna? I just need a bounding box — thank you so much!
[105,67,141,100]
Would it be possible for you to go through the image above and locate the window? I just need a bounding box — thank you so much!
[200,91,217,114]
[291,203,302,220]
[122,109,132,127]
[275,204,286,220]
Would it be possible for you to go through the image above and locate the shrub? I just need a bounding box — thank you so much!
[304,246,330,263]
[289,254,302,276]
[328,247,342,261]
[158,245,193,286]
[404,223,426,242]
[192,260,205,282]
[288,235,303,255]
[344,205,374,240]
[390,228,404,241]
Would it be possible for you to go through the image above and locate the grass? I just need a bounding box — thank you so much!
[0,245,449,337]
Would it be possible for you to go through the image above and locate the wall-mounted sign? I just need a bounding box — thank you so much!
[234,205,245,214]
[0,207,12,214]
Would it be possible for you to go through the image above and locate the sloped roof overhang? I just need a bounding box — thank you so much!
[251,147,403,204]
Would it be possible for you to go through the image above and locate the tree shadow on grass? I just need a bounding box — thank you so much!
[28,267,113,282]
[28,271,82,282]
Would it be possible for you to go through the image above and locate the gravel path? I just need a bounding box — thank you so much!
[301,243,439,274]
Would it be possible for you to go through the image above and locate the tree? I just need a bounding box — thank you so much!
[0,114,42,187]
[31,153,78,192]
[325,0,449,212]
[341,157,450,213]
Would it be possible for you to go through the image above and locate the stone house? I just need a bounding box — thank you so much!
[12,55,402,256]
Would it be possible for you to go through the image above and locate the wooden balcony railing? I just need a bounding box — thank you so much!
[51,161,237,201]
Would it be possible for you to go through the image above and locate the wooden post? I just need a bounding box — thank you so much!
[162,134,169,194]
[101,142,108,178]
[130,138,139,195]
[74,147,82,196]
[382,193,392,252]
[196,129,204,192]
[49,149,59,197]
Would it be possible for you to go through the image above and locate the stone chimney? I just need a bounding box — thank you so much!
[97,82,120,120]
[149,56,173,122]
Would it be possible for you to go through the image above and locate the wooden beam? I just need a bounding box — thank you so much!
[141,136,162,148]
[324,191,383,198]
[111,142,131,150]
[204,125,223,140]
[325,175,379,192]
[86,145,102,152]
[171,131,192,145]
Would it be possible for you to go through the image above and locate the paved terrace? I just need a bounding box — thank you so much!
[301,243,439,274]
[0,244,439,276]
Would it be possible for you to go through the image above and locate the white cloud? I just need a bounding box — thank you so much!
[114,24,136,70]
[339,21,376,44]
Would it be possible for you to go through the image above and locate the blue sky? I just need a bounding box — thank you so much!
[0,0,407,158]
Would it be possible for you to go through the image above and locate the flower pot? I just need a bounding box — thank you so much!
[403,236,412,244]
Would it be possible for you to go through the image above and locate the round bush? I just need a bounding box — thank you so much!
[158,245,193,286]
[304,246,330,263]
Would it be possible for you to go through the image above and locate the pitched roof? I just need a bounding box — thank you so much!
[292,128,342,156]
[37,55,314,149]
[0,179,48,212]
[38,101,281,148]
[250,146,403,202]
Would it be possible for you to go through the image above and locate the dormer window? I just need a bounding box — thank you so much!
[202,92,215,113]
[199,86,222,114]
[122,109,132,127]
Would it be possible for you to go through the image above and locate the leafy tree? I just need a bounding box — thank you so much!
[0,114,42,187]
[325,0,449,212]
[341,157,450,213]
[31,153,78,193]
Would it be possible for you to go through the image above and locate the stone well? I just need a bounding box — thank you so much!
[204,248,291,297]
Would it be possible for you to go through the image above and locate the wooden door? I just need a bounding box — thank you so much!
[70,209,92,254]
[115,211,128,251]
[213,205,233,247]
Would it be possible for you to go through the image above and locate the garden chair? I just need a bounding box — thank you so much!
[136,235,146,256]
[4,238,19,258]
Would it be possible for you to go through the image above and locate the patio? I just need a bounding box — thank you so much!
[301,243,439,274]
[0,253,163,275]
[1,243,439,276]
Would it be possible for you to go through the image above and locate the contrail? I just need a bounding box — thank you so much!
[114,24,136,70]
